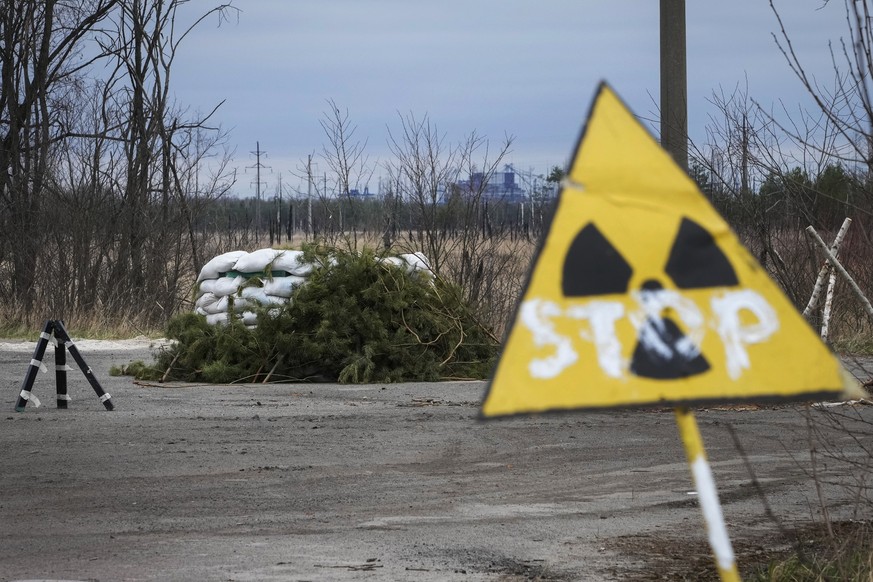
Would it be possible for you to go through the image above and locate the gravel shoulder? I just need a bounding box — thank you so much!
[1,340,871,581]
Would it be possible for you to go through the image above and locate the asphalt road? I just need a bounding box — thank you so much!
[0,339,871,581]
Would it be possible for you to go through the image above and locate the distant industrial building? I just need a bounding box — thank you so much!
[454,165,527,202]
[345,185,376,198]
[333,165,557,203]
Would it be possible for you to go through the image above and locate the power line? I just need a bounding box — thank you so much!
[247,141,271,242]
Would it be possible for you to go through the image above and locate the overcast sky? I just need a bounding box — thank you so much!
[169,0,850,196]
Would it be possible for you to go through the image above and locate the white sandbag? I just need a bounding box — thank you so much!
[262,276,307,298]
[232,248,281,274]
[241,248,316,276]
[240,286,266,301]
[229,297,254,313]
[240,311,259,326]
[197,250,247,283]
[271,250,305,272]
[197,279,215,296]
[199,295,255,315]
[240,286,288,306]
[289,262,314,276]
[195,292,222,311]
[205,312,230,326]
[401,252,433,275]
[379,256,405,268]
[206,276,244,297]
[199,295,230,315]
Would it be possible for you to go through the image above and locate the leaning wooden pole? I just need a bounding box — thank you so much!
[821,267,838,341]
[803,217,851,318]
[806,225,873,321]
[675,407,741,582]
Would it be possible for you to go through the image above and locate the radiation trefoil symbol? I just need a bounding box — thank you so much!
[563,217,738,380]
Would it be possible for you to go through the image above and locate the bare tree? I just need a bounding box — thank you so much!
[771,0,873,174]
[97,1,236,310]
[0,0,120,309]
[317,99,374,249]
[0,0,239,331]
[384,112,525,335]
[688,2,873,341]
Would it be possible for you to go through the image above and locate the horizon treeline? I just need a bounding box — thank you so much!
[3,0,873,345]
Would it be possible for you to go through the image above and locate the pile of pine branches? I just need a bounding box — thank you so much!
[125,245,499,383]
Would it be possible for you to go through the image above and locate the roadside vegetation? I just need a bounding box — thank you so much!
[113,245,498,383]
[746,520,873,581]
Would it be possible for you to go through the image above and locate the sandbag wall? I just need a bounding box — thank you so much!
[195,249,432,327]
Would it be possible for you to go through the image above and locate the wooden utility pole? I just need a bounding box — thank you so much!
[660,0,688,172]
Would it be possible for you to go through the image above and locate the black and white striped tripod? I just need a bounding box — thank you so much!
[14,320,113,412]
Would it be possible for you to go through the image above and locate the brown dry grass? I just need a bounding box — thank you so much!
[3,222,871,349]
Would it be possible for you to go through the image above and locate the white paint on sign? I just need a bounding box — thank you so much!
[520,289,779,380]
[566,301,626,378]
[521,299,578,379]
[711,290,779,380]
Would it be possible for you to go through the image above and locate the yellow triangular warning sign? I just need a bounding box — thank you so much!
[482,83,856,417]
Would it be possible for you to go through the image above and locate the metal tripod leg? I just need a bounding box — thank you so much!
[56,340,71,409]
[14,321,54,412]
[52,321,114,411]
